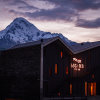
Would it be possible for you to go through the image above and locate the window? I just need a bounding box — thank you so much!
[61,51,63,58]
[94,82,96,96]
[57,92,61,96]
[91,82,96,96]
[66,67,68,75]
[88,82,96,96]
[70,84,72,95]
[85,82,87,96]
[55,64,58,75]
[91,83,94,96]
[88,83,91,95]
[92,74,94,79]
[71,57,84,71]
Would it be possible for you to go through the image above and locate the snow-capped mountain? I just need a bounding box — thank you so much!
[0,17,76,50]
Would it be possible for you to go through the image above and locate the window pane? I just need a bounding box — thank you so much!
[70,84,72,95]
[61,51,63,58]
[85,82,87,96]
[94,82,96,96]
[91,83,94,96]
[66,67,68,75]
[55,64,57,74]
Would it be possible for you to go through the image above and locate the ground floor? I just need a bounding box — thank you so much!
[44,96,100,100]
[43,77,97,97]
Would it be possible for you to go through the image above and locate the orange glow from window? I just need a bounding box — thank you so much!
[94,82,96,96]
[66,67,68,75]
[91,83,94,96]
[61,51,63,58]
[55,64,57,74]
[85,82,87,96]
[70,84,72,95]
[88,82,96,96]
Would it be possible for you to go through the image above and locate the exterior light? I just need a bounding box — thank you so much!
[71,57,84,71]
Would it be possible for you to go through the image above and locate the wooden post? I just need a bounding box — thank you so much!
[40,44,43,100]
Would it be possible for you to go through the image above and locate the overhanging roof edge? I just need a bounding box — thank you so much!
[42,36,74,54]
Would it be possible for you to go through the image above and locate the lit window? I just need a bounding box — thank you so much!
[71,57,84,71]
[88,82,96,96]
[85,82,87,96]
[55,64,58,75]
[93,82,96,96]
[66,67,68,75]
[91,82,96,96]
[70,84,72,95]
[91,83,94,96]
[61,51,63,58]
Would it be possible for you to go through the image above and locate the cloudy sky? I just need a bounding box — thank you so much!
[0,0,100,42]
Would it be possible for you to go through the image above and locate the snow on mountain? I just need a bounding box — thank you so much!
[0,17,76,50]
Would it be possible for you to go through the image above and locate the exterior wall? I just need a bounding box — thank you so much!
[0,39,100,99]
[0,45,41,100]
[72,46,100,96]
[43,40,71,97]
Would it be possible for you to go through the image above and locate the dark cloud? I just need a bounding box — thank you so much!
[46,0,100,11]
[5,0,39,11]
[7,0,78,22]
[76,18,100,28]
[18,5,38,11]
[9,10,24,15]
[24,7,78,21]
[6,0,100,28]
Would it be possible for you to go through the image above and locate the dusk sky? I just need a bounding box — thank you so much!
[0,0,100,42]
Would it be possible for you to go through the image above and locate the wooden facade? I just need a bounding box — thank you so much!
[43,40,71,97]
[71,46,100,96]
[0,45,41,100]
[0,37,100,100]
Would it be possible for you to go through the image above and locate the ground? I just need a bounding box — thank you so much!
[88,95,100,100]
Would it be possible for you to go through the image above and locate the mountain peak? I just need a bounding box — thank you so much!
[0,17,76,50]
[13,17,28,22]
[8,17,39,31]
[13,17,34,27]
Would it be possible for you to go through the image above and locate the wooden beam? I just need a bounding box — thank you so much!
[40,44,43,100]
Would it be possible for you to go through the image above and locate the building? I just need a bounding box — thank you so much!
[0,36,100,100]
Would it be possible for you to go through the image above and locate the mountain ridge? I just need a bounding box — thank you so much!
[0,17,76,50]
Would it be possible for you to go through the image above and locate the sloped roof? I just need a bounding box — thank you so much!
[8,37,55,50]
[71,41,100,54]
[6,36,100,54]
[42,36,100,54]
